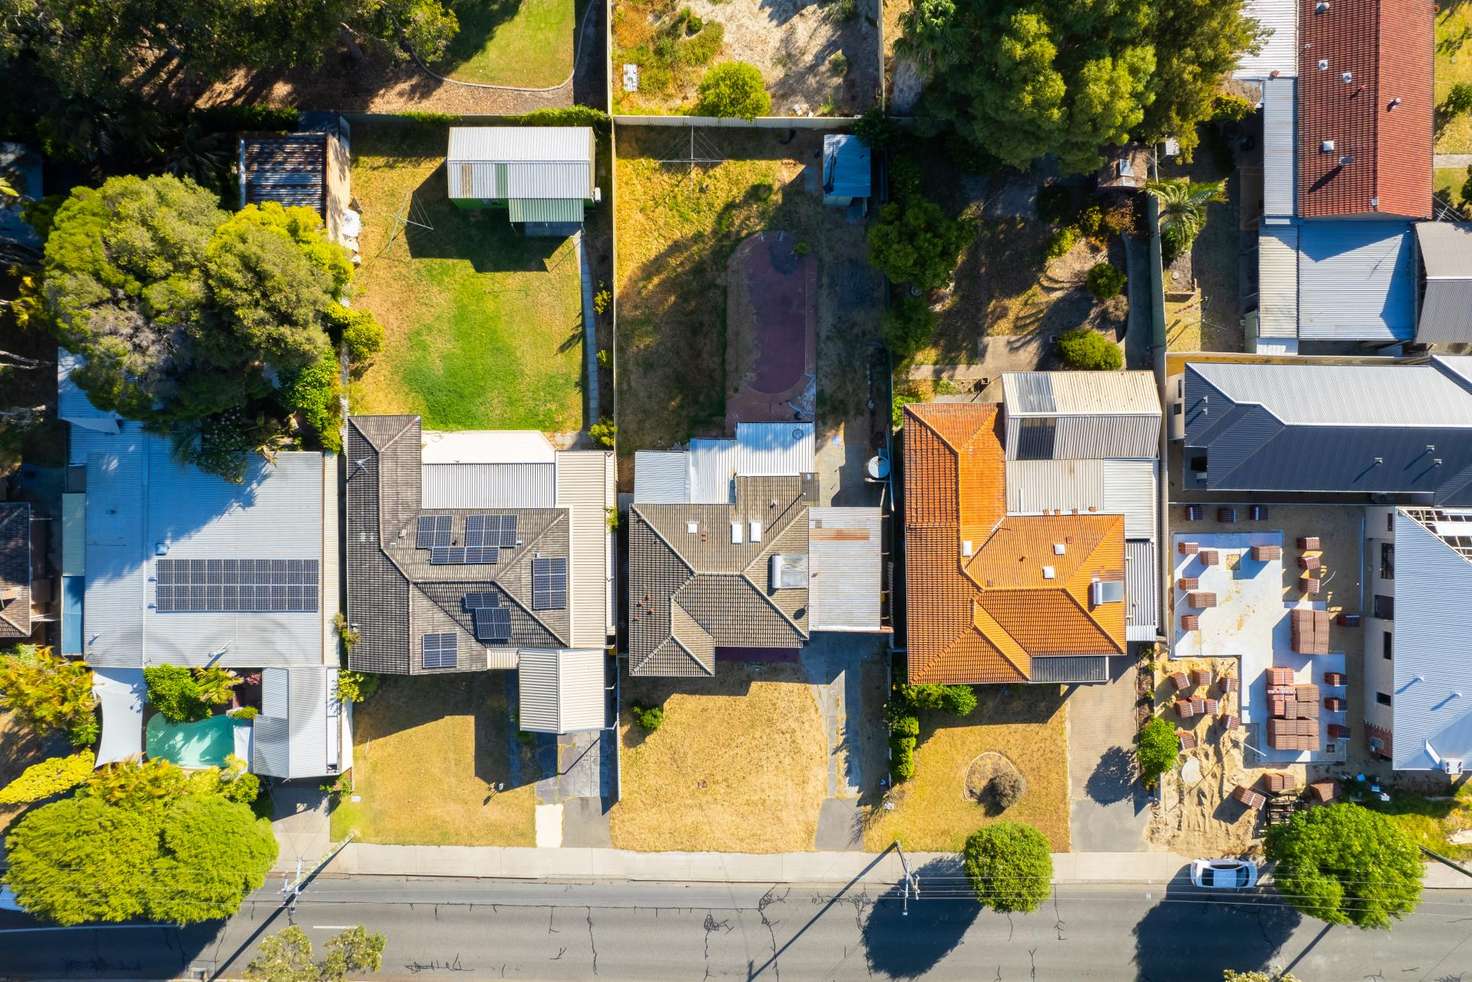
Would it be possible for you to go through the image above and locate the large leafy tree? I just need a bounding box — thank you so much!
[1266,803,1422,929]
[867,197,973,290]
[246,925,387,982]
[961,820,1052,913]
[0,645,97,747]
[42,175,373,478]
[903,0,1264,172]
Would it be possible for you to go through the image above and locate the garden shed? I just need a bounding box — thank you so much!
[446,127,598,235]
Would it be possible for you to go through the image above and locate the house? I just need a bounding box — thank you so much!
[446,127,598,235]
[58,354,348,777]
[238,113,356,254]
[1177,358,1472,503]
[1363,505,1472,772]
[344,417,615,734]
[627,422,883,676]
[821,134,871,208]
[0,502,31,642]
[1245,0,1434,353]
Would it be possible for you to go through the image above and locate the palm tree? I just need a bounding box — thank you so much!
[1144,178,1226,258]
[193,666,241,706]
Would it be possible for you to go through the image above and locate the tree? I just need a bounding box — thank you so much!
[84,757,190,807]
[191,666,242,706]
[882,294,937,361]
[1085,262,1126,301]
[1144,178,1225,261]
[961,821,1052,912]
[1265,803,1422,929]
[0,645,97,747]
[1134,716,1179,788]
[1223,972,1302,982]
[867,197,972,290]
[150,795,278,924]
[1057,327,1122,371]
[144,665,212,723]
[695,62,772,119]
[902,0,1263,172]
[987,769,1024,810]
[246,924,386,982]
[0,749,96,804]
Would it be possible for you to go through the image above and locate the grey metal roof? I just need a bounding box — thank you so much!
[1102,459,1158,540]
[1261,77,1296,217]
[556,450,615,648]
[808,507,882,632]
[1389,508,1472,770]
[633,451,691,503]
[252,666,339,779]
[822,134,871,198]
[1028,655,1109,683]
[421,463,555,509]
[516,648,607,734]
[1182,360,1472,503]
[239,135,326,214]
[1415,222,1472,342]
[1234,0,1298,79]
[688,423,816,503]
[1003,372,1160,416]
[0,503,30,640]
[1257,224,1300,338]
[1125,539,1159,641]
[1002,458,1155,538]
[446,127,593,201]
[1297,221,1417,341]
[67,416,328,670]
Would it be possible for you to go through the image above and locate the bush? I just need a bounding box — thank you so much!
[0,750,96,805]
[144,665,211,723]
[891,391,919,430]
[282,352,343,453]
[889,713,920,739]
[0,645,98,748]
[1135,716,1180,788]
[882,295,936,361]
[828,51,848,76]
[898,683,977,717]
[517,106,611,129]
[1085,262,1126,301]
[337,670,380,704]
[1211,92,1256,123]
[890,734,916,781]
[192,666,241,706]
[695,62,772,119]
[333,306,385,370]
[589,417,616,448]
[227,705,259,720]
[1076,205,1104,239]
[191,105,300,134]
[988,770,1025,810]
[631,703,664,732]
[1057,327,1122,371]
[1100,199,1138,238]
[853,107,902,150]
[1044,225,1080,260]
[961,821,1052,912]
[399,110,459,125]
[868,197,973,290]
[1036,183,1075,225]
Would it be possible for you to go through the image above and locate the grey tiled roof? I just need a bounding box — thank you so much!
[345,416,571,674]
[0,503,30,640]
[628,475,813,675]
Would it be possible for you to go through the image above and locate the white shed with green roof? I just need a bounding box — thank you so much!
[446,126,597,232]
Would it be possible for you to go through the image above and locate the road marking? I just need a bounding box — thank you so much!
[311,925,357,930]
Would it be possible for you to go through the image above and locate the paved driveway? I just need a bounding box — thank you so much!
[1066,654,1150,852]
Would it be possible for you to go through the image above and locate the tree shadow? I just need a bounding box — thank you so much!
[401,165,569,273]
[1132,877,1302,981]
[861,856,979,978]
[1085,746,1137,806]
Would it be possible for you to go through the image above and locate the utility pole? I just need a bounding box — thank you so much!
[895,840,920,916]
[279,858,305,923]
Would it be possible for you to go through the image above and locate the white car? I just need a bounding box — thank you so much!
[1190,859,1258,890]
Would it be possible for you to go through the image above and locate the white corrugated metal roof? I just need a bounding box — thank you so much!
[446,129,593,202]
[634,451,690,503]
[808,507,882,632]
[1003,372,1160,416]
[421,429,555,464]
[1298,221,1417,341]
[1005,459,1104,515]
[1234,0,1298,79]
[1257,224,1299,338]
[421,463,555,509]
[92,668,144,766]
[687,423,816,503]
[252,667,336,779]
[517,648,606,734]
[1102,458,1157,540]
[448,127,593,163]
[1262,77,1296,218]
[1125,540,1159,640]
[57,349,119,434]
[556,450,613,648]
[1416,222,1472,278]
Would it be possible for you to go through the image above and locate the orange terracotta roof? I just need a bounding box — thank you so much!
[903,403,1126,685]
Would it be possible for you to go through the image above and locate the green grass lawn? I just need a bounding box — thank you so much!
[1436,166,1470,214]
[1362,783,1472,863]
[435,0,577,88]
[348,123,584,432]
[1438,5,1472,152]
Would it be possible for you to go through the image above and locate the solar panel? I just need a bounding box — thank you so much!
[421,632,458,669]
[461,591,501,610]
[156,558,319,613]
[531,557,567,610]
[429,546,467,565]
[417,515,452,550]
[501,514,519,548]
[473,606,512,643]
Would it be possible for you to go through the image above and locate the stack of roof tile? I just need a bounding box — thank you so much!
[1289,609,1331,654]
[1267,679,1322,751]
[1250,544,1282,561]
[1186,591,1218,609]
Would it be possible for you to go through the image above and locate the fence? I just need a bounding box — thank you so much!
[612,114,860,129]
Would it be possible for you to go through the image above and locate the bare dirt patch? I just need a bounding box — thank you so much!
[963,752,1026,809]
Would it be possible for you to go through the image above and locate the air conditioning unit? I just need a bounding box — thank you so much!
[1091,579,1125,606]
[1443,758,1465,776]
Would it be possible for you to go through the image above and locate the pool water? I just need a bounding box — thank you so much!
[145,713,238,768]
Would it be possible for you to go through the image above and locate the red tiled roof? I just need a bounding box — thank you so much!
[1297,0,1433,219]
[902,404,1126,685]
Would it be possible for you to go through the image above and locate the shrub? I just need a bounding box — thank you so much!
[333,306,385,369]
[988,769,1025,810]
[247,924,386,981]
[517,106,611,129]
[1135,716,1180,788]
[192,666,241,707]
[631,703,664,732]
[0,645,98,748]
[882,295,936,361]
[191,105,300,134]
[84,757,190,807]
[891,391,919,430]
[589,417,616,448]
[1044,225,1079,260]
[962,821,1052,912]
[898,683,976,717]
[0,750,96,805]
[283,352,344,454]
[888,154,923,201]
[889,714,920,739]
[1085,262,1126,301]
[144,665,211,723]
[1443,83,1472,120]
[337,670,380,704]
[1100,199,1138,238]
[1211,92,1256,123]
[227,705,259,720]
[868,197,973,289]
[1036,183,1075,225]
[829,0,858,19]
[853,107,902,150]
[593,288,611,315]
[399,110,459,125]
[890,734,916,781]
[695,62,772,119]
[1057,327,1122,371]
[828,51,849,76]
[1076,205,1104,239]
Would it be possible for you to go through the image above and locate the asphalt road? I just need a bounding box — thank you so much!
[1,874,1469,981]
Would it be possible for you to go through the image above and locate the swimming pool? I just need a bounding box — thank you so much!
[145,713,239,769]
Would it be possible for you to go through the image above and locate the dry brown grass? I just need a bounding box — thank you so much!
[863,685,1071,853]
[332,674,535,846]
[0,710,69,832]
[609,662,828,852]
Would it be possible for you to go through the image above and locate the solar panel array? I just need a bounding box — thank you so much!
[429,546,498,565]
[462,591,511,643]
[421,632,458,669]
[419,514,518,565]
[156,559,319,613]
[416,515,452,549]
[466,514,518,549]
[531,557,567,610]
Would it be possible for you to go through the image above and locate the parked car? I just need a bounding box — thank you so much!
[1190,859,1258,890]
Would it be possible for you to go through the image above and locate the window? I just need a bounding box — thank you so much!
[1383,631,1393,661]
[1376,691,1392,707]
[1386,511,1393,533]
[1015,418,1057,460]
[1188,452,1208,474]
[1379,543,1394,580]
[1373,594,1394,620]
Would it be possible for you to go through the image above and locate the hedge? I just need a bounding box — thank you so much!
[0,750,96,805]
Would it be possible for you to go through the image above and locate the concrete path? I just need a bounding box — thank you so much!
[1123,234,1154,371]
[575,230,599,426]
[1435,153,1472,169]
[269,784,331,872]
[800,634,888,850]
[1066,656,1151,852]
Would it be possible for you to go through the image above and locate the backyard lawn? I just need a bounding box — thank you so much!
[1438,4,1472,153]
[331,674,535,846]
[863,685,1071,853]
[348,123,585,432]
[435,0,578,88]
[1436,166,1470,215]
[609,662,829,852]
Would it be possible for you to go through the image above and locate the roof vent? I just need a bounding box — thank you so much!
[962,540,974,557]
[1370,196,1379,209]
[1389,96,1403,109]
[749,520,763,542]
[686,520,699,534]
[1339,154,1354,166]
[1042,565,1056,580]
[1341,71,1352,83]
[1315,0,1328,10]
[1321,139,1335,152]
[730,521,743,544]
[1317,58,1330,71]
[1054,542,1066,555]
